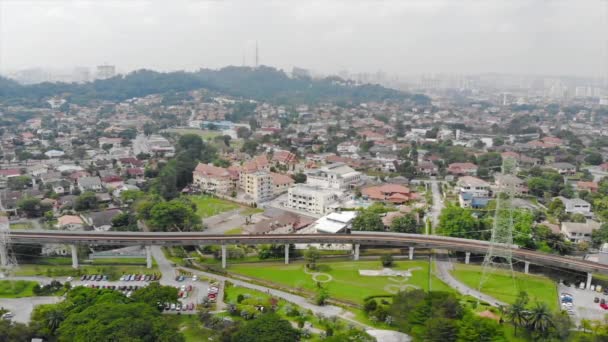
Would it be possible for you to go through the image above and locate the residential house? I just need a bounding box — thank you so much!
[416,161,438,176]
[447,162,478,176]
[494,173,528,195]
[0,169,21,189]
[457,176,491,208]
[555,196,593,217]
[337,142,359,154]
[57,215,85,230]
[548,162,576,175]
[272,150,297,168]
[561,220,600,243]
[361,184,417,204]
[81,209,122,231]
[270,172,294,196]
[77,176,103,192]
[577,181,599,193]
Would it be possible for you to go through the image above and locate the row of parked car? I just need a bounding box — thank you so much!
[80,275,108,281]
[174,275,197,282]
[207,282,219,302]
[178,284,193,298]
[119,274,160,282]
[162,302,196,312]
[560,293,575,316]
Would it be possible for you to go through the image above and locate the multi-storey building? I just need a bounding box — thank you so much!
[192,163,233,194]
[306,163,361,190]
[241,171,273,203]
[286,184,343,215]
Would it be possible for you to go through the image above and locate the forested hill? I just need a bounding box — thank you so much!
[0,66,430,106]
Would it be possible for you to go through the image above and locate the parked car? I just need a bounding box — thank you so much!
[600,303,608,310]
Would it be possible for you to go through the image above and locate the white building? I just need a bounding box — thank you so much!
[286,184,343,215]
[242,171,273,203]
[306,163,361,190]
[313,211,358,234]
[556,197,592,217]
[457,176,491,197]
[561,221,600,243]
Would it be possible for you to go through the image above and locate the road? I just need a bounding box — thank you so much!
[0,296,62,324]
[202,209,247,235]
[427,181,444,232]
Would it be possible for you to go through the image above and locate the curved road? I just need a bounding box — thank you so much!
[7,230,606,275]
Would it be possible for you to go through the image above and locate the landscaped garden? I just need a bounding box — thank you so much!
[227,260,453,304]
[450,263,559,311]
[0,280,38,298]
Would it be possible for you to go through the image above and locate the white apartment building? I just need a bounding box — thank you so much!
[241,171,273,203]
[306,163,361,190]
[286,184,343,215]
[457,176,491,197]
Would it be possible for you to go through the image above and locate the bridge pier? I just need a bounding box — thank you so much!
[0,243,7,267]
[465,252,470,265]
[284,244,289,264]
[221,245,227,269]
[409,246,414,260]
[587,273,593,290]
[353,244,360,261]
[70,245,78,269]
[146,246,152,269]
[524,261,530,274]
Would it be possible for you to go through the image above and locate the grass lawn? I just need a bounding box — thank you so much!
[241,207,264,216]
[164,315,218,342]
[228,260,453,304]
[188,195,240,218]
[224,227,244,235]
[450,264,558,311]
[0,280,38,298]
[10,222,33,230]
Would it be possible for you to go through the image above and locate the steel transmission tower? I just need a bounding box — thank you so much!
[478,157,518,295]
[0,220,17,274]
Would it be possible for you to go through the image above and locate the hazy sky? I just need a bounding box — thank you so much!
[0,0,606,77]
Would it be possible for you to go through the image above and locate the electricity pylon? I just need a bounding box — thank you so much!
[478,157,518,296]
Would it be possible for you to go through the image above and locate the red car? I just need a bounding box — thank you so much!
[600,303,608,310]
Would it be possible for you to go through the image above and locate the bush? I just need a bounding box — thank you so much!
[237,294,245,303]
[363,299,378,314]
[381,254,394,267]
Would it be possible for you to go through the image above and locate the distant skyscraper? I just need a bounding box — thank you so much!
[255,41,259,68]
[96,64,116,80]
[73,67,90,83]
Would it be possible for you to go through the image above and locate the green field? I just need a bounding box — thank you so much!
[0,280,38,298]
[451,264,558,311]
[224,227,244,235]
[228,260,453,304]
[10,222,33,230]
[188,195,240,218]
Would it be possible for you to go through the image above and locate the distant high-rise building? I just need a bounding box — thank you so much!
[72,67,90,83]
[255,41,259,67]
[96,64,116,80]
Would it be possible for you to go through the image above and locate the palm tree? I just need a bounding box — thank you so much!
[505,301,528,336]
[46,309,64,333]
[527,302,553,336]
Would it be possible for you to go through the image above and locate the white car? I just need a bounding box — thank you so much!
[66,277,73,282]
[1,312,14,320]
[192,275,198,281]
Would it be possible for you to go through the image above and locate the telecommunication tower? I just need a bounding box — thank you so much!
[478,157,518,295]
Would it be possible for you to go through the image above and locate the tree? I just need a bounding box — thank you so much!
[390,214,420,234]
[0,319,34,342]
[381,254,394,267]
[45,308,65,334]
[586,152,603,165]
[352,209,384,231]
[424,317,459,342]
[527,302,553,337]
[111,212,137,231]
[17,197,51,218]
[304,246,320,270]
[148,198,202,232]
[74,191,98,211]
[7,175,30,190]
[236,127,252,139]
[131,282,179,309]
[231,313,299,342]
[505,300,528,336]
[437,204,479,239]
[363,299,378,313]
[291,172,307,183]
[457,314,503,342]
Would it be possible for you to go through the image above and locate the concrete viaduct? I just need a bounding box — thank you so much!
[2,230,605,288]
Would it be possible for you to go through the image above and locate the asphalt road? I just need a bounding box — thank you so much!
[0,296,62,324]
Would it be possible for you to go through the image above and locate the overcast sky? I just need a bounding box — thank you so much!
[0,0,606,77]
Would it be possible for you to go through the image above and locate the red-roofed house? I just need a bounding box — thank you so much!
[577,181,599,193]
[447,162,478,176]
[362,184,417,204]
[242,155,270,173]
[272,150,297,167]
[0,168,21,189]
[192,163,233,194]
[271,172,295,196]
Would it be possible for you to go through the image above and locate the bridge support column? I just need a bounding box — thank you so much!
[284,244,289,265]
[146,246,152,269]
[587,273,593,290]
[353,244,360,261]
[70,245,78,269]
[221,245,227,269]
[409,247,414,260]
[524,261,530,274]
[0,243,7,267]
[465,252,470,265]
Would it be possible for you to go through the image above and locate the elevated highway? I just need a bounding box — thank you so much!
[4,230,608,277]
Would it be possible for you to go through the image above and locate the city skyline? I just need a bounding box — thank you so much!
[0,0,607,78]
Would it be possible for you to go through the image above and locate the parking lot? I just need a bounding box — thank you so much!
[559,283,608,323]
